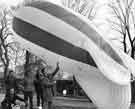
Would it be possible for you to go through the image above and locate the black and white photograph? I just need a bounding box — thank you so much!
[0,0,135,109]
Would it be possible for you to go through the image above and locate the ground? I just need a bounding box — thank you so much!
[0,94,134,109]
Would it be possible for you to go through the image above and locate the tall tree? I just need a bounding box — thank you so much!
[108,0,135,58]
[108,0,135,103]
[0,9,13,78]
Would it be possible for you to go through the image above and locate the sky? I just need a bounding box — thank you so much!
[0,0,23,7]
[0,0,23,19]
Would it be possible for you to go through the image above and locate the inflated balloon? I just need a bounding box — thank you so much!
[12,1,131,109]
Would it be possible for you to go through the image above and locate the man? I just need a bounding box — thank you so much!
[5,70,17,93]
[40,62,59,109]
[34,69,44,107]
[2,70,24,109]
[24,68,35,109]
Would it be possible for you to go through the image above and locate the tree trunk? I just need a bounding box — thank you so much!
[131,48,135,103]
[3,63,9,80]
[123,33,127,53]
[24,50,30,76]
[131,48,134,59]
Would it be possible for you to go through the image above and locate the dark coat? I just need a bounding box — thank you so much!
[41,76,55,102]
[5,75,18,94]
[39,65,59,102]
[24,72,35,92]
[34,72,42,93]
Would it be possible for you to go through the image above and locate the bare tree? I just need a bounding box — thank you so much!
[0,9,13,78]
[108,0,135,58]
[61,0,97,20]
[8,42,25,70]
[108,0,135,103]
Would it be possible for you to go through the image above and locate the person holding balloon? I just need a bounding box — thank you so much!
[39,62,59,109]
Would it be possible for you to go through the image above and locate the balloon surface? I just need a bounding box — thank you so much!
[12,1,131,109]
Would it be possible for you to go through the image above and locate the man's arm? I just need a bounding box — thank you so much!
[49,62,60,80]
[42,77,55,88]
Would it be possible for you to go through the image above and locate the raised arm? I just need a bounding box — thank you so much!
[49,62,60,80]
